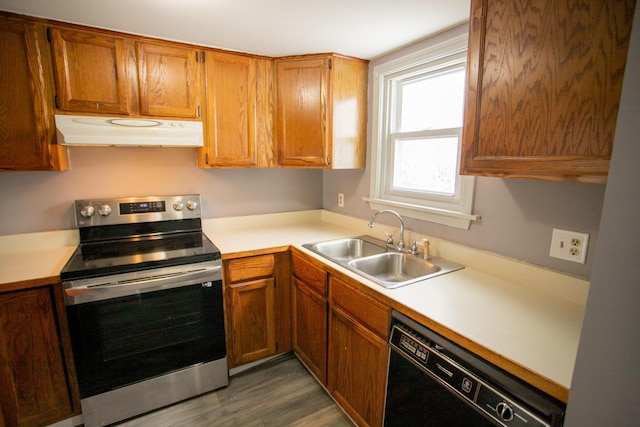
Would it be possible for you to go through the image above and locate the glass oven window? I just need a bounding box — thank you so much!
[66,282,225,398]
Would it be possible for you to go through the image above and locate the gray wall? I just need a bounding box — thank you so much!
[0,146,323,234]
[565,4,640,425]
[323,24,607,279]
[0,23,619,281]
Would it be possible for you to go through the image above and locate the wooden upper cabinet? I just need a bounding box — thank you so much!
[200,51,274,167]
[49,26,203,119]
[275,54,367,169]
[0,15,68,171]
[461,0,636,183]
[49,27,137,115]
[137,41,202,118]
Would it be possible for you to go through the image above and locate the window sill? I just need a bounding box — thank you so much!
[364,197,480,230]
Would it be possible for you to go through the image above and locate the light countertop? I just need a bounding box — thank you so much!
[203,210,587,402]
[0,230,78,289]
[0,210,587,402]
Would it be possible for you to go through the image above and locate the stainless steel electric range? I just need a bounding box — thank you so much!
[60,195,227,427]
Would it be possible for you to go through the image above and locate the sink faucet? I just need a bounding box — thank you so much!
[368,210,406,251]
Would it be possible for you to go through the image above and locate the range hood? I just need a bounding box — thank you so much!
[55,115,204,147]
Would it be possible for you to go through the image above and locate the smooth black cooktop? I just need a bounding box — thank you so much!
[60,231,221,281]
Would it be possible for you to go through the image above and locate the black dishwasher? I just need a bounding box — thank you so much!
[384,311,566,426]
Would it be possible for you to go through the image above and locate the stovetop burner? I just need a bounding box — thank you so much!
[80,232,206,260]
[61,231,220,281]
[60,195,221,281]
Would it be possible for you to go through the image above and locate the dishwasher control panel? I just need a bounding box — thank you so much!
[390,320,558,427]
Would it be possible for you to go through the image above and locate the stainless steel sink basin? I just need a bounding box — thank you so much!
[348,252,462,289]
[304,236,387,261]
[303,236,463,289]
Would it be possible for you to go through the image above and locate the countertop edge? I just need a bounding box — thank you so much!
[290,245,572,403]
[0,209,585,403]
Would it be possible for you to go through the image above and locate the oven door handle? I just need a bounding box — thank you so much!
[65,265,222,299]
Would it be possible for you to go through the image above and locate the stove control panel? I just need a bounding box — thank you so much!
[120,200,166,215]
[74,195,202,227]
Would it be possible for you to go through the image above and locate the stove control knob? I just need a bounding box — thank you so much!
[98,204,112,216]
[80,205,95,218]
[173,201,185,211]
[186,199,199,210]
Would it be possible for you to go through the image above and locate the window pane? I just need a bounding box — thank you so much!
[392,137,458,195]
[398,67,465,132]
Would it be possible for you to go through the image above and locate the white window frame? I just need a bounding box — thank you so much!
[365,28,479,230]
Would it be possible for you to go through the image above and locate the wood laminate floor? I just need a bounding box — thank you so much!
[116,354,354,427]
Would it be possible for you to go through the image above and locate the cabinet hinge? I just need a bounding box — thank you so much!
[54,95,59,109]
[46,27,52,42]
[328,58,332,70]
[327,154,331,165]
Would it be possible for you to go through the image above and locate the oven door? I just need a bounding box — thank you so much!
[65,265,225,398]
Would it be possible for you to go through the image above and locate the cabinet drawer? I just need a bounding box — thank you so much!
[330,276,390,339]
[292,253,327,296]
[226,254,275,283]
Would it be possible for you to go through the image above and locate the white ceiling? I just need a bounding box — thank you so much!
[0,0,470,59]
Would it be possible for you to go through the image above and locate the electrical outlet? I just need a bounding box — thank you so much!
[549,229,589,264]
[338,193,344,208]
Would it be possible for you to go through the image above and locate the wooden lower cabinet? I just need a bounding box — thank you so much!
[223,252,291,368]
[292,277,328,383]
[291,249,390,427]
[0,282,80,427]
[291,252,329,384]
[328,276,389,427]
[228,276,276,365]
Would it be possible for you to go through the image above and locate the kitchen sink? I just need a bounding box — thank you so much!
[303,236,463,289]
[305,236,387,261]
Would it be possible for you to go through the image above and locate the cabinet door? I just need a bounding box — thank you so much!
[461,0,635,183]
[228,278,276,365]
[137,42,202,118]
[292,278,328,384]
[201,52,274,167]
[328,308,388,427]
[224,253,290,368]
[0,287,79,426]
[275,57,330,167]
[49,27,138,115]
[328,276,389,427]
[0,17,67,171]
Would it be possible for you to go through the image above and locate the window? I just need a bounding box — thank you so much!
[366,28,479,229]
